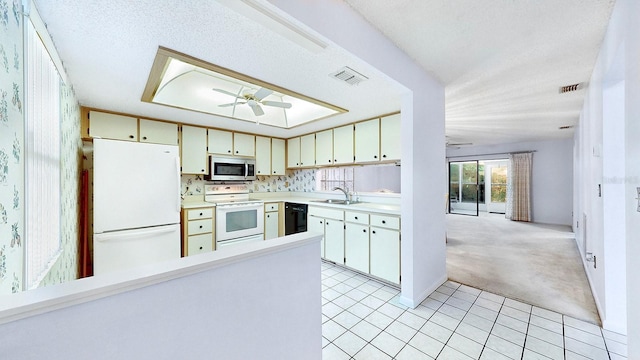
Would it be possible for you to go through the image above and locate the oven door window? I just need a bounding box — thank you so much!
[225,209,258,233]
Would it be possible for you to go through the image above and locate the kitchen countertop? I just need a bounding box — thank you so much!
[252,196,401,216]
[181,193,401,216]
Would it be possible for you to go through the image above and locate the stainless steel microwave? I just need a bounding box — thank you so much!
[205,156,256,182]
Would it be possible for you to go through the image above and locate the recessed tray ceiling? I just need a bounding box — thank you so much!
[142,47,347,129]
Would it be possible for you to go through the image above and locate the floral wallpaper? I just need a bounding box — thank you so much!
[180,169,316,196]
[40,80,81,287]
[0,4,81,293]
[0,0,23,295]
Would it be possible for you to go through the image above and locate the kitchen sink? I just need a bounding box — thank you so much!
[310,199,363,205]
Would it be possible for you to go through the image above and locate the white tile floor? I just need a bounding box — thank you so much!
[321,262,627,360]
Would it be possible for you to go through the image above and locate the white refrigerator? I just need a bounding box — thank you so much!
[93,138,181,275]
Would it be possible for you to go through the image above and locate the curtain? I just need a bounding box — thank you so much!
[506,152,532,222]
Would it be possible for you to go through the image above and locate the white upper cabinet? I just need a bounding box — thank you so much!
[300,134,315,167]
[333,124,354,165]
[355,118,380,163]
[208,129,233,155]
[287,137,300,168]
[181,125,208,175]
[89,111,138,141]
[234,133,255,157]
[139,119,178,145]
[255,136,271,176]
[315,129,333,166]
[271,138,286,175]
[380,113,401,161]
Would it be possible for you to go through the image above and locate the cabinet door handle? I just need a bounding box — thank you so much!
[273,171,276,174]
[372,230,376,234]
[362,229,366,233]
[267,214,270,218]
[129,135,134,139]
[201,169,205,172]
[235,150,239,154]
[199,212,203,216]
[374,155,378,159]
[143,136,148,140]
[355,216,358,220]
[199,246,203,250]
[334,159,337,162]
[199,225,203,229]
[382,154,387,158]
[382,220,386,224]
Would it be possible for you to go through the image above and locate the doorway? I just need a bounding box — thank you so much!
[448,159,507,216]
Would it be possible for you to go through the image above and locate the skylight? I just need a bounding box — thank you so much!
[142,47,347,128]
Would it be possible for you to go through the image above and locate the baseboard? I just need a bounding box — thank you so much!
[399,273,448,308]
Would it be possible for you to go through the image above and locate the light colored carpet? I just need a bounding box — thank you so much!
[446,213,600,325]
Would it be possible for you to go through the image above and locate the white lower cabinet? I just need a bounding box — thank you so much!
[182,206,215,257]
[370,227,400,284]
[309,206,344,261]
[345,223,369,273]
[264,212,279,240]
[187,233,214,256]
[313,205,400,285]
[324,219,345,264]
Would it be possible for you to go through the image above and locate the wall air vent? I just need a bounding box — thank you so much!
[559,125,574,130]
[559,82,586,94]
[330,66,368,86]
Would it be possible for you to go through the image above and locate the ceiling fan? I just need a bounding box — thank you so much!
[446,136,473,148]
[213,87,292,116]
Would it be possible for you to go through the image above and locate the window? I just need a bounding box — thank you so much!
[316,167,354,191]
[24,18,62,289]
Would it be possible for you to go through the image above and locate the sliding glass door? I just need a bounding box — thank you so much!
[449,161,480,216]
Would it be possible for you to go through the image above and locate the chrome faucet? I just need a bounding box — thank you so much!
[333,186,350,202]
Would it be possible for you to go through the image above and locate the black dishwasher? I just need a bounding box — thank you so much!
[285,202,308,235]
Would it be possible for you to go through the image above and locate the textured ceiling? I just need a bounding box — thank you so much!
[34,0,402,139]
[344,0,616,145]
[35,0,615,145]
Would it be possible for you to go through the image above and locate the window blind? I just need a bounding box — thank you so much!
[25,19,61,289]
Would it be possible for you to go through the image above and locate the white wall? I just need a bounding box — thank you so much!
[267,0,447,307]
[573,0,640,350]
[0,235,322,360]
[446,139,574,225]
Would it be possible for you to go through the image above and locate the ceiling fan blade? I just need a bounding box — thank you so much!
[218,102,246,107]
[212,88,243,99]
[249,103,265,116]
[253,87,273,101]
[262,100,292,109]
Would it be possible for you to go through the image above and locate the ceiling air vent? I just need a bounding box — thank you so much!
[559,125,574,130]
[559,83,585,94]
[330,66,368,86]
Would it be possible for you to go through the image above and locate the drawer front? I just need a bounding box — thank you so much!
[345,211,369,225]
[370,214,400,230]
[187,208,213,220]
[308,206,344,221]
[264,202,279,212]
[187,233,213,256]
[188,219,213,235]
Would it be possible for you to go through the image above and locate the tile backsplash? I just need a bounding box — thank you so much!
[181,169,316,196]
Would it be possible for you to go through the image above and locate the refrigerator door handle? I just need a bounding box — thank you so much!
[95,224,177,242]
[176,157,181,213]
